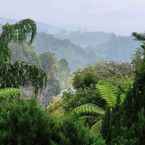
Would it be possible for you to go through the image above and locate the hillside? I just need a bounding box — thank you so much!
[34,33,97,71]
[34,31,138,71]
[55,31,139,62]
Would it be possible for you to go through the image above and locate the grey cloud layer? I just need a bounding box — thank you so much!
[0,0,145,35]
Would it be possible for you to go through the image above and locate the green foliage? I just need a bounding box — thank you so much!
[110,126,137,145]
[62,88,105,112]
[122,32,145,144]
[61,61,134,141]
[96,81,117,108]
[47,115,106,145]
[63,62,133,112]
[91,120,103,134]
[0,18,141,145]
[73,67,98,89]
[101,32,145,145]
[73,103,105,116]
[0,94,105,145]
[0,88,20,110]
[0,61,47,91]
[94,61,134,80]
[96,78,133,108]
[0,19,47,93]
[0,99,52,145]
[0,19,36,63]
[0,88,20,99]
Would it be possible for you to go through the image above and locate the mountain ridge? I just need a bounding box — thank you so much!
[0,18,139,71]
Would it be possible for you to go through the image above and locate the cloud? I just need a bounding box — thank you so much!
[0,0,145,35]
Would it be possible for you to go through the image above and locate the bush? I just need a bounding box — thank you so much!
[0,88,20,99]
[72,68,98,90]
[0,96,105,145]
[0,88,20,111]
[0,99,51,145]
[62,88,106,112]
[48,115,106,145]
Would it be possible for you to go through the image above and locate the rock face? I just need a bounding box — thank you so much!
[8,41,66,106]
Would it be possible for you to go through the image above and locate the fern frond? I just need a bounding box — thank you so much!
[96,81,117,108]
[91,120,102,134]
[73,103,105,116]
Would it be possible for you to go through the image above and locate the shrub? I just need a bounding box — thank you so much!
[62,88,106,112]
[0,96,105,145]
[48,115,106,145]
[0,88,20,111]
[0,88,20,99]
[0,99,52,145]
[72,68,98,90]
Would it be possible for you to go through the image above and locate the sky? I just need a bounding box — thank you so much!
[0,0,145,35]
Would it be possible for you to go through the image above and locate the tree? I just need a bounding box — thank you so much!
[123,32,145,145]
[105,32,145,145]
[72,67,98,90]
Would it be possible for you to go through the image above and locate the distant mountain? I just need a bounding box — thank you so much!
[0,18,139,70]
[37,23,65,34]
[34,33,99,71]
[91,35,138,61]
[55,31,115,47]
[55,31,139,62]
[34,31,139,71]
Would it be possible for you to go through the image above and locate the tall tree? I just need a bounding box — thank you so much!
[106,32,145,145]
[123,32,145,145]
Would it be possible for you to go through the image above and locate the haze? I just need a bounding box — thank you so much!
[1,0,145,35]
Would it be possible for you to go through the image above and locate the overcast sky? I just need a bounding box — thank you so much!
[0,0,145,35]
